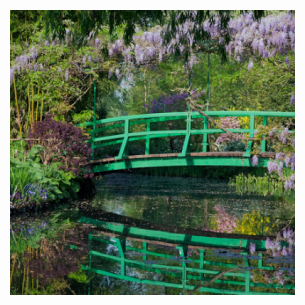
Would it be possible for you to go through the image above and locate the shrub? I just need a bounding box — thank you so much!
[10,143,82,209]
[28,115,92,178]
[222,140,246,152]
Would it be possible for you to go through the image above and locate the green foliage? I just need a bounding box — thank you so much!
[68,269,89,284]
[10,12,126,138]
[10,214,69,253]
[72,110,97,124]
[222,140,246,152]
[192,53,295,112]
[10,142,81,207]
[125,51,294,117]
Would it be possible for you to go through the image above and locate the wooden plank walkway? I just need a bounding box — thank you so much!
[86,151,276,166]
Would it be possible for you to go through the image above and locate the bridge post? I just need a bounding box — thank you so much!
[176,245,188,293]
[145,122,150,155]
[115,119,129,160]
[88,233,92,295]
[261,116,267,152]
[243,115,255,157]
[115,237,126,276]
[243,253,251,294]
[202,117,209,152]
[179,112,192,157]
[142,242,147,261]
[91,129,95,158]
[199,249,205,283]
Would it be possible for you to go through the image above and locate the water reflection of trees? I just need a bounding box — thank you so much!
[10,222,90,295]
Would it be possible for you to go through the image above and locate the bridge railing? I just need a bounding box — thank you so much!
[78,111,295,159]
[80,232,294,295]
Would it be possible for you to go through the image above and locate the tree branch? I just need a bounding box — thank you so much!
[189,100,256,141]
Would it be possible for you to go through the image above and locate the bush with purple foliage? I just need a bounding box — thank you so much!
[28,115,93,178]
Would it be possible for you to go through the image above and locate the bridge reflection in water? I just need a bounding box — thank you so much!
[77,213,295,295]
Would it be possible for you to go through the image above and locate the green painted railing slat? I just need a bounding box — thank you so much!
[261,116,268,152]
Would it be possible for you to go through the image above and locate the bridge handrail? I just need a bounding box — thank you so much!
[78,111,295,128]
[78,111,294,159]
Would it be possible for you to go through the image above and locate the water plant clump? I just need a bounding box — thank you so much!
[230,173,294,197]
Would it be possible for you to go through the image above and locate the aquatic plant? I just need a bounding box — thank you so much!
[230,173,293,197]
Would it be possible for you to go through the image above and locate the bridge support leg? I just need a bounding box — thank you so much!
[243,253,250,294]
[261,116,267,152]
[143,242,147,261]
[199,249,205,283]
[88,233,92,295]
[179,134,190,157]
[179,111,192,157]
[115,119,129,160]
[91,133,95,158]
[202,117,209,152]
[145,122,150,155]
[115,237,126,276]
[176,245,188,294]
[243,115,255,158]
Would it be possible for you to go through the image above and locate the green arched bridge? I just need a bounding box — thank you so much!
[78,111,295,173]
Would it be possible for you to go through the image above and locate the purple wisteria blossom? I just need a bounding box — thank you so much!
[145,92,188,113]
[249,242,256,254]
[10,12,295,86]
[65,69,69,81]
[248,60,254,71]
[216,117,241,143]
[10,68,14,86]
[251,155,258,166]
[284,57,290,66]
[277,161,283,177]
[290,94,295,105]
[108,69,113,79]
[284,174,295,190]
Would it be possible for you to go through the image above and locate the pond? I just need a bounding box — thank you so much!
[10,173,295,295]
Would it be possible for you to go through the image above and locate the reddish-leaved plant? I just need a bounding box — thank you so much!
[28,115,93,178]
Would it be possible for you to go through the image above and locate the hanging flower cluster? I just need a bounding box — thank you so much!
[216,117,241,143]
[226,12,295,60]
[10,12,295,87]
[250,228,295,287]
